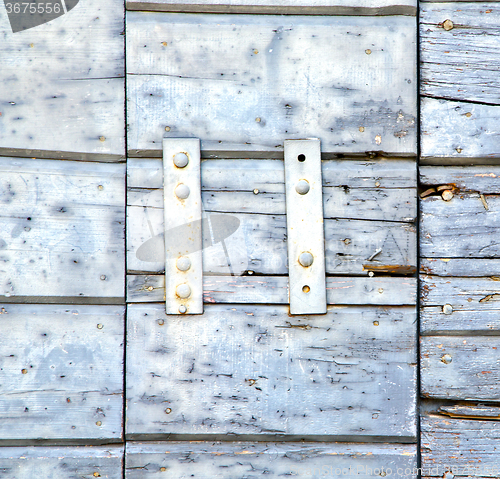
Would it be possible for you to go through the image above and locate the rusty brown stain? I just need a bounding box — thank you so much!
[362,264,417,274]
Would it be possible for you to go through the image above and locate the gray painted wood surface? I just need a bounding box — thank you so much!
[0,446,123,478]
[0,304,124,442]
[420,194,500,258]
[421,98,500,162]
[127,274,417,305]
[421,258,500,277]
[421,275,500,333]
[126,13,416,157]
[421,336,500,401]
[439,404,500,420]
[421,3,500,105]
[126,0,417,15]
[0,0,125,161]
[126,442,417,478]
[421,414,500,478]
[420,166,500,194]
[126,303,416,439]
[0,158,125,303]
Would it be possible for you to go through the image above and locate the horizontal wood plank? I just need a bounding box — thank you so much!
[128,206,416,275]
[0,0,125,161]
[420,193,500,258]
[126,13,416,157]
[421,275,500,333]
[0,305,124,442]
[126,442,417,478]
[127,274,417,304]
[421,258,500,277]
[421,414,500,478]
[126,0,417,15]
[421,98,500,162]
[0,446,123,478]
[420,3,500,105]
[126,303,416,439]
[421,336,500,401]
[0,158,125,302]
[439,404,500,420]
[420,166,500,194]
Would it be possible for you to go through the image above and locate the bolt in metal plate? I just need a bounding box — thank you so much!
[163,138,203,315]
[284,139,327,315]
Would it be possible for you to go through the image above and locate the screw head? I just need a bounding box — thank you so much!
[175,183,190,200]
[176,256,191,271]
[298,252,314,267]
[441,354,452,364]
[295,180,310,195]
[442,190,454,201]
[178,305,187,314]
[443,304,453,315]
[176,284,191,299]
[173,152,189,168]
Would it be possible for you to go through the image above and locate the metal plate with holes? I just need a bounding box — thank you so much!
[163,138,203,315]
[284,139,327,315]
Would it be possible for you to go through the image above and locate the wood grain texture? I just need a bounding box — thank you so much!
[421,414,500,478]
[421,275,500,333]
[127,274,417,305]
[126,303,417,439]
[420,3,500,105]
[0,305,124,442]
[421,336,500,401]
[0,158,125,303]
[439,404,500,420]
[421,98,500,162]
[126,442,417,478]
[126,13,416,157]
[420,166,500,194]
[0,0,125,161]
[128,158,417,222]
[0,446,123,478]
[128,206,416,275]
[420,193,500,258]
[126,0,417,15]
[421,258,500,277]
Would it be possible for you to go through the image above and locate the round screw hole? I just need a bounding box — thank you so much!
[298,154,306,162]
[302,285,310,293]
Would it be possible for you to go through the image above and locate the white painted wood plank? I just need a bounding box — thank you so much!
[127,206,416,275]
[421,414,500,478]
[126,13,416,157]
[420,3,500,105]
[127,274,417,305]
[421,336,500,401]
[420,193,500,258]
[421,258,500,277]
[420,166,500,194]
[126,303,417,439]
[0,446,123,478]
[0,158,125,302]
[126,442,417,479]
[421,98,500,162]
[127,0,417,15]
[0,305,124,441]
[420,275,500,333]
[0,0,125,161]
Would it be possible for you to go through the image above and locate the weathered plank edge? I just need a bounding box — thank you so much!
[125,2,416,15]
[420,157,500,166]
[0,149,125,163]
[0,439,125,447]
[0,296,125,305]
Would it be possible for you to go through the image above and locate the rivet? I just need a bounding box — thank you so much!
[176,284,191,299]
[98,185,104,190]
[93,473,101,478]
[378,288,384,294]
[100,275,106,281]
[441,354,452,364]
[365,49,372,55]
[298,252,314,267]
[456,148,462,153]
[253,189,259,195]
[173,152,189,168]
[176,256,191,271]
[161,42,168,46]
[96,421,102,426]
[178,305,187,314]
[375,181,381,187]
[373,321,379,326]
[442,190,454,201]
[359,126,365,132]
[443,19,454,31]
[165,408,172,414]
[368,271,374,277]
[157,319,165,326]
[97,324,103,329]
[160,467,167,472]
[165,126,171,132]
[175,183,190,199]
[247,271,254,275]
[255,117,261,122]
[21,369,28,374]
[99,136,106,142]
[302,285,310,293]
[295,180,310,195]
[443,304,453,315]
[344,238,351,245]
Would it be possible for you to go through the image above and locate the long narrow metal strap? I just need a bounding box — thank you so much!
[163,138,203,315]
[284,139,327,315]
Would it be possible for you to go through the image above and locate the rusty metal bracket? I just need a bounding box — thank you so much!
[284,139,327,315]
[163,138,203,315]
